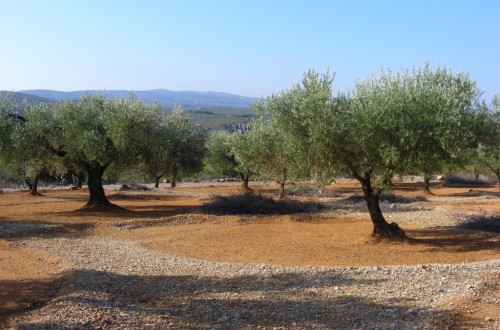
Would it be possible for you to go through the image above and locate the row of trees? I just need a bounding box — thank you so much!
[1,63,499,237]
[0,94,206,207]
[205,64,499,237]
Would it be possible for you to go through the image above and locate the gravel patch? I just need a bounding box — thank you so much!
[5,234,499,329]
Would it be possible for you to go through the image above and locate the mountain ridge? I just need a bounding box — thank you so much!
[17,89,259,108]
[0,91,52,104]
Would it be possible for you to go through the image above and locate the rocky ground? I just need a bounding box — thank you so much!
[0,181,499,329]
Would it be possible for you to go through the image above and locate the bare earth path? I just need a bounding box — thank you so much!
[0,180,499,329]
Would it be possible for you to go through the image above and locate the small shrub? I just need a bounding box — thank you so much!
[120,183,149,191]
[458,214,500,233]
[444,176,488,186]
[328,195,366,211]
[202,193,323,215]
[379,193,427,204]
[328,194,426,212]
[288,185,342,198]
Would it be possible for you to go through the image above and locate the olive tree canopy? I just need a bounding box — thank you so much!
[54,94,161,207]
[267,65,482,238]
[477,94,500,186]
[205,129,256,189]
[162,107,206,187]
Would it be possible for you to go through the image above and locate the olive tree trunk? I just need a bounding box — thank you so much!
[72,173,83,189]
[85,163,111,207]
[423,173,432,193]
[154,171,165,188]
[238,171,251,190]
[473,167,480,180]
[278,181,286,199]
[356,173,405,238]
[24,178,33,191]
[29,174,41,195]
[278,170,287,199]
[486,164,500,188]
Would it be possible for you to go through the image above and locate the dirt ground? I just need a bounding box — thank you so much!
[1,180,499,326]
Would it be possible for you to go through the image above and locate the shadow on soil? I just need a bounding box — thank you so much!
[33,201,202,220]
[2,268,459,329]
[0,220,92,240]
[406,228,500,253]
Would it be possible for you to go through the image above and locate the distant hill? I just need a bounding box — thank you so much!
[2,89,255,130]
[0,91,52,105]
[18,89,259,109]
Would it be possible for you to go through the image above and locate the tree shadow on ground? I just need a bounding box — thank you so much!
[71,204,203,219]
[35,202,203,220]
[3,268,460,329]
[406,228,500,253]
[0,220,92,240]
[108,193,181,201]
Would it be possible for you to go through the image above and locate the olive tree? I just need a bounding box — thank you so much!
[162,106,207,187]
[0,93,16,165]
[249,104,309,198]
[205,129,256,189]
[54,94,160,207]
[0,95,62,193]
[138,106,207,188]
[135,114,171,188]
[477,95,500,186]
[267,66,482,238]
[8,102,64,194]
[387,65,483,192]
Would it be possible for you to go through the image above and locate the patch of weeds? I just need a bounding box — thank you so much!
[327,195,366,212]
[443,176,489,186]
[202,192,324,215]
[288,185,342,198]
[458,213,500,233]
[120,183,149,191]
[379,193,427,204]
[328,194,426,213]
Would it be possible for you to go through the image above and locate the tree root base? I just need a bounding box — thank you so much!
[372,222,406,240]
[79,202,126,212]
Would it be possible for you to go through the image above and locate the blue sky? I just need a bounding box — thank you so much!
[0,0,498,101]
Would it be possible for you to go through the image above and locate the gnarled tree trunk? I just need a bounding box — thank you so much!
[154,171,165,188]
[85,163,111,207]
[238,171,251,190]
[355,172,405,238]
[170,167,177,188]
[278,170,287,199]
[278,181,286,199]
[24,177,33,191]
[486,164,500,188]
[423,173,432,194]
[29,174,41,195]
[72,173,84,189]
[473,167,480,180]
